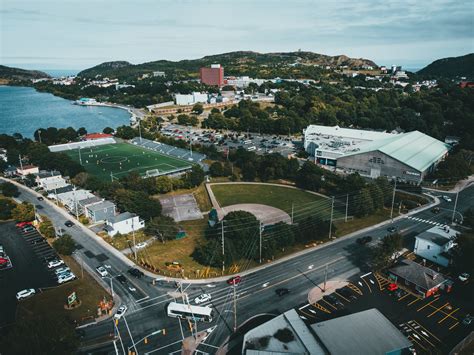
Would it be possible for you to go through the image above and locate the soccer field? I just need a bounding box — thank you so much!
[65,143,192,181]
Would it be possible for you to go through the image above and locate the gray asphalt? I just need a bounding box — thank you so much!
[10,182,474,354]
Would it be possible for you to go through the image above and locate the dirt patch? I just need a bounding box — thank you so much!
[219,203,291,226]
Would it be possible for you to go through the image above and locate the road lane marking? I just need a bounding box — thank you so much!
[412,320,441,342]
[438,308,459,324]
[299,309,315,319]
[449,322,459,330]
[398,293,410,301]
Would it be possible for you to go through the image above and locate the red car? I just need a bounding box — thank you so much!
[227,276,242,285]
[387,283,398,291]
[16,221,32,228]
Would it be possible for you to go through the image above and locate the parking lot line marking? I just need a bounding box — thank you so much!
[413,320,441,343]
[347,283,363,295]
[408,336,428,351]
[299,309,316,319]
[438,308,459,324]
[321,299,338,310]
[406,324,437,348]
[417,298,438,312]
[449,322,459,330]
[312,302,331,314]
[398,293,410,301]
[334,291,351,303]
[361,276,372,293]
[408,296,420,306]
[428,302,449,317]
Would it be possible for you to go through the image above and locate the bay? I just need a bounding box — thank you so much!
[0,86,131,138]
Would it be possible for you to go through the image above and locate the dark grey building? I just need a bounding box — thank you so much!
[85,200,116,223]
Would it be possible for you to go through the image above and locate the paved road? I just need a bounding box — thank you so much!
[9,180,473,354]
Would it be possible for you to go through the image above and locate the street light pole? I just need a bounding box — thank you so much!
[390,179,397,223]
[233,284,237,332]
[221,220,225,273]
[259,221,262,264]
[328,196,334,239]
[345,193,349,222]
[451,191,459,224]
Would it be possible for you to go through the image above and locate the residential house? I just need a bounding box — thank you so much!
[388,259,451,298]
[16,165,39,176]
[47,185,74,199]
[105,212,144,237]
[56,189,95,215]
[414,226,459,267]
[85,200,116,223]
[36,171,68,191]
[77,196,103,216]
[3,166,17,177]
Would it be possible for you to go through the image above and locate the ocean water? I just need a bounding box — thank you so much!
[0,86,131,138]
[41,69,80,77]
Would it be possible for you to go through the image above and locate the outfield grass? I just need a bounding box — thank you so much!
[211,183,338,221]
[64,143,191,181]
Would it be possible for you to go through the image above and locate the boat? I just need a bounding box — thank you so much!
[74,97,99,106]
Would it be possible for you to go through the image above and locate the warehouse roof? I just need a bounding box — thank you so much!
[310,308,412,354]
[305,125,394,142]
[344,130,449,172]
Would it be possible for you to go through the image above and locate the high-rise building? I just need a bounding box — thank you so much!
[200,64,224,86]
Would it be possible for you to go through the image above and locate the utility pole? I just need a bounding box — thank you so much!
[328,196,334,239]
[390,179,397,222]
[138,119,142,142]
[259,221,262,264]
[38,129,42,144]
[345,193,349,222]
[110,171,114,183]
[451,191,459,224]
[18,154,24,179]
[221,220,225,273]
[132,218,137,260]
[291,203,294,224]
[78,147,83,165]
[233,285,237,332]
[73,186,79,219]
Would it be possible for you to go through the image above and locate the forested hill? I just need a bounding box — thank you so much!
[78,51,378,80]
[0,65,50,82]
[418,53,474,79]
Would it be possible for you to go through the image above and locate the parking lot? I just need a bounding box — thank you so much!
[296,271,472,354]
[0,222,58,328]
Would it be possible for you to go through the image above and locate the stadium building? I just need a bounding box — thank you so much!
[303,125,450,183]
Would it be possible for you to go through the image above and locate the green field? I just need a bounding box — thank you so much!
[65,143,191,181]
[211,183,339,221]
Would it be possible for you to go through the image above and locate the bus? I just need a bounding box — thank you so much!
[166,302,214,322]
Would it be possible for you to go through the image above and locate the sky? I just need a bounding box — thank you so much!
[1,0,473,71]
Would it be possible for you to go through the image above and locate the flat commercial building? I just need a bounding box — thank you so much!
[200,64,224,86]
[304,125,449,183]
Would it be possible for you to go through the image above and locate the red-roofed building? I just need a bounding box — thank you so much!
[83,133,113,140]
[459,81,474,88]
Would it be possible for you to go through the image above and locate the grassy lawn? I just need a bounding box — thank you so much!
[211,183,337,220]
[16,255,112,325]
[131,217,223,278]
[334,209,397,237]
[64,142,191,181]
[102,230,150,251]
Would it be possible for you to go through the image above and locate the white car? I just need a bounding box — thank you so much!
[58,272,76,284]
[194,293,212,305]
[96,266,108,277]
[458,273,470,282]
[443,195,452,202]
[114,305,128,319]
[54,267,71,276]
[16,288,36,300]
[47,259,64,269]
[135,242,147,250]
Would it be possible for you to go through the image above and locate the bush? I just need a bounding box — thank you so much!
[52,235,76,255]
[273,328,295,343]
[79,216,89,225]
[39,216,56,238]
[0,198,16,220]
[11,202,35,222]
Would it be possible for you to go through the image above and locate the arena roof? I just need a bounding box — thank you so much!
[304,124,394,142]
[344,130,450,172]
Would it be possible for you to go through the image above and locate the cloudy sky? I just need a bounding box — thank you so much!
[1,0,473,71]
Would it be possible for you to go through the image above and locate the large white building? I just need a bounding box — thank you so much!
[414,226,459,267]
[175,92,208,106]
[304,125,450,183]
[105,212,144,237]
[36,171,68,191]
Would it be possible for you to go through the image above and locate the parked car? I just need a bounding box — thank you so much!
[96,266,108,277]
[356,236,372,245]
[58,272,76,284]
[64,220,74,227]
[458,273,470,282]
[21,226,36,233]
[431,207,440,214]
[116,274,127,284]
[227,276,242,285]
[275,288,290,297]
[135,242,147,250]
[194,293,212,305]
[442,195,452,202]
[54,267,71,276]
[114,305,128,319]
[128,268,144,278]
[323,294,344,309]
[16,221,32,228]
[37,196,44,201]
[16,288,36,301]
[462,314,473,326]
[387,283,398,291]
[47,259,64,269]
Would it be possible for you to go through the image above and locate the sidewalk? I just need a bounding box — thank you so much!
[307,280,348,303]
[423,175,474,193]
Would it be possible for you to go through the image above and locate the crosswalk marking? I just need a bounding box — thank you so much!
[405,216,446,228]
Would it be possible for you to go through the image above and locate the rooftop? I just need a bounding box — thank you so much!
[87,200,115,211]
[47,185,74,194]
[416,225,459,246]
[389,259,449,291]
[310,308,412,354]
[107,212,137,224]
[77,196,102,207]
[36,170,61,179]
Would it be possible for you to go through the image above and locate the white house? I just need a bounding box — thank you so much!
[36,171,68,191]
[16,165,39,176]
[105,212,144,237]
[56,189,95,215]
[413,226,459,267]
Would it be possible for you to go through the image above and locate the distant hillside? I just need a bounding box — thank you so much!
[78,51,378,80]
[418,53,474,79]
[0,65,50,82]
